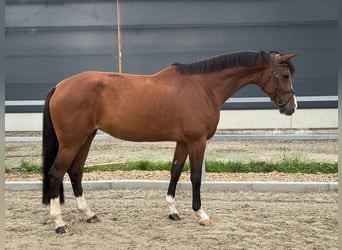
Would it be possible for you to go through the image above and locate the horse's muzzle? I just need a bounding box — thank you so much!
[279,103,296,116]
[278,94,297,116]
[279,106,296,116]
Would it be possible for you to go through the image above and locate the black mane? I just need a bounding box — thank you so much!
[172,51,271,74]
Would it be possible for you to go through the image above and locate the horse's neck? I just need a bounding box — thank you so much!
[201,66,262,105]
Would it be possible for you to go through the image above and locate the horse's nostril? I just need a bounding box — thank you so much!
[288,108,295,116]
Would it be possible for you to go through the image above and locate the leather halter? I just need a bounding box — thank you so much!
[262,54,295,108]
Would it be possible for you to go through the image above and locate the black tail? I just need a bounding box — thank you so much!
[42,87,64,205]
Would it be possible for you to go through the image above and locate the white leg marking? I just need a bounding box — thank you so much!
[196,207,210,223]
[76,195,95,219]
[50,197,65,228]
[166,195,178,215]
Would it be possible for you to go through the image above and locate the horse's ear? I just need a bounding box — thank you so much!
[279,53,296,63]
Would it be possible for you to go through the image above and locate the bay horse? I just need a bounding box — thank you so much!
[42,51,297,234]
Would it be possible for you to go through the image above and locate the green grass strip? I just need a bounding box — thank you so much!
[8,159,337,174]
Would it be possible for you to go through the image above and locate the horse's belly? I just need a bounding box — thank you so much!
[101,127,180,142]
[99,119,182,142]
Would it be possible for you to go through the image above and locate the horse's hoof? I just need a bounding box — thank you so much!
[87,215,100,223]
[168,213,181,221]
[199,218,213,226]
[55,225,72,234]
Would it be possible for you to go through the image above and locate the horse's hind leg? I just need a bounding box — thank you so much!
[67,130,99,223]
[166,142,188,221]
[49,145,82,234]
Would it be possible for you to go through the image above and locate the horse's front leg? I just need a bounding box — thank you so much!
[166,142,188,221]
[188,140,212,226]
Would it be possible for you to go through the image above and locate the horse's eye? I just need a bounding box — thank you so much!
[282,74,289,80]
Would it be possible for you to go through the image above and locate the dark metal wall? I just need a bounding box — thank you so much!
[5,0,338,112]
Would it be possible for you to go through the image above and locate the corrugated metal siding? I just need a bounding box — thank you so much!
[5,0,338,112]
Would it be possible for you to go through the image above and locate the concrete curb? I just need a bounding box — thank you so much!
[5,180,338,193]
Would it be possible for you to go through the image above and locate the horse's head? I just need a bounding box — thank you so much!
[260,53,297,116]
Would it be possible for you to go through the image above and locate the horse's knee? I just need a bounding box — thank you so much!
[190,168,202,181]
